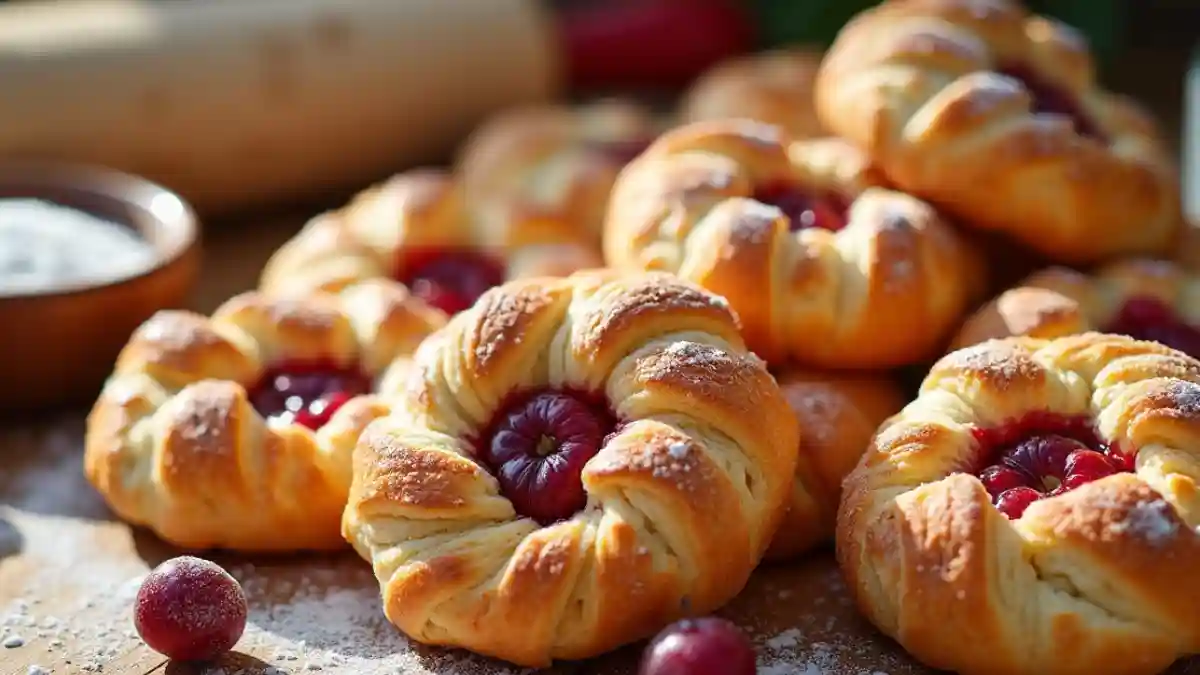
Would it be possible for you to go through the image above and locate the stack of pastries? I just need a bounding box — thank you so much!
[82,1,1200,673]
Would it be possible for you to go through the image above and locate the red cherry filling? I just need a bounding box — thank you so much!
[248,360,371,430]
[753,181,849,232]
[1104,296,1200,359]
[396,247,506,315]
[971,413,1133,519]
[586,137,653,166]
[479,390,615,525]
[996,64,1105,142]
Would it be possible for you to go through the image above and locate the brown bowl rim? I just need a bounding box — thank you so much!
[0,160,200,302]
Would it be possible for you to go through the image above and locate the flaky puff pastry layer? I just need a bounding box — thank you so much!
[604,119,983,368]
[952,259,1200,349]
[456,99,661,249]
[815,0,1181,264]
[838,333,1200,675]
[341,270,799,667]
[768,370,905,560]
[85,280,446,552]
[679,48,827,141]
[259,170,602,297]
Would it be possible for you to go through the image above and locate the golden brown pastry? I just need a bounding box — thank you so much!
[604,119,983,368]
[85,280,446,551]
[341,270,800,667]
[679,48,827,140]
[951,259,1200,359]
[768,370,905,560]
[838,333,1200,675]
[456,99,661,248]
[815,0,1181,264]
[259,170,603,312]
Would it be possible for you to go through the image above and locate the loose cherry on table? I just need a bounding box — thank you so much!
[996,64,1106,141]
[1104,295,1200,359]
[134,556,248,662]
[639,616,757,675]
[479,390,616,526]
[753,181,850,233]
[971,413,1133,519]
[247,360,372,431]
[396,247,507,316]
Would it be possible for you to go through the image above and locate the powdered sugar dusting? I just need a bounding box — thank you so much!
[1109,498,1178,545]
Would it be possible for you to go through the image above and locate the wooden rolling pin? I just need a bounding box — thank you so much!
[0,0,752,217]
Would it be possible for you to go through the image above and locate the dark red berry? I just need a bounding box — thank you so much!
[397,248,506,315]
[247,361,371,430]
[1061,449,1118,490]
[977,465,1029,499]
[994,486,1042,519]
[134,556,248,662]
[753,181,849,232]
[639,617,757,675]
[481,391,614,525]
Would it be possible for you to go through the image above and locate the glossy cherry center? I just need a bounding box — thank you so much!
[479,390,615,525]
[1104,296,1200,359]
[997,64,1105,141]
[753,181,849,232]
[971,412,1133,519]
[248,359,371,430]
[396,247,506,315]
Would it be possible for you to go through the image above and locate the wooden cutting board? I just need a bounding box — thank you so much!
[2,216,1199,675]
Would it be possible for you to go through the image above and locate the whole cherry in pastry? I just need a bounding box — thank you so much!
[816,0,1181,263]
[638,616,756,675]
[248,360,372,431]
[951,259,1200,360]
[396,247,507,316]
[605,120,983,369]
[85,280,446,552]
[134,556,247,662]
[972,414,1131,519]
[258,170,602,303]
[838,333,1200,675]
[342,271,800,667]
[481,390,615,525]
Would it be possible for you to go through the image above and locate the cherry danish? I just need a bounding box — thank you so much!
[816,0,1181,263]
[343,270,800,667]
[838,333,1200,675]
[951,260,1200,357]
[259,170,602,299]
[605,121,981,368]
[85,280,446,552]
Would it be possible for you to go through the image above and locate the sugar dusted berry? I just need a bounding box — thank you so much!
[133,556,248,661]
[639,616,757,675]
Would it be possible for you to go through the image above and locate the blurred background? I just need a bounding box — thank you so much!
[0,0,1194,220]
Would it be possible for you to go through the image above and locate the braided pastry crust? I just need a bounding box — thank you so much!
[85,280,446,551]
[259,170,603,308]
[952,259,1200,355]
[838,333,1200,675]
[604,119,983,368]
[456,99,660,248]
[815,0,1181,264]
[342,270,799,667]
[679,48,827,141]
[769,370,904,560]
